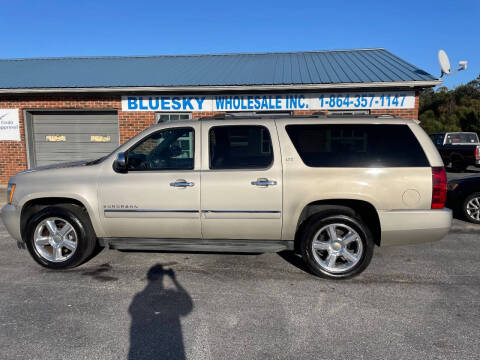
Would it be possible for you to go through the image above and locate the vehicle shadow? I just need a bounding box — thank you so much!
[449,210,478,225]
[128,264,193,360]
[119,249,261,256]
[452,213,464,222]
[277,250,313,275]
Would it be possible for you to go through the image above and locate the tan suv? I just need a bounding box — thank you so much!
[1,115,452,279]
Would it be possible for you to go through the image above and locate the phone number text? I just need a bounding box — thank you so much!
[318,93,408,109]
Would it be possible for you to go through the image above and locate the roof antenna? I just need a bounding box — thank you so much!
[438,50,467,78]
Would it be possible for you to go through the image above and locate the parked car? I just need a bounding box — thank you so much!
[2,115,452,279]
[447,175,480,224]
[430,132,480,172]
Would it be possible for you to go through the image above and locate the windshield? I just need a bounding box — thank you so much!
[446,133,480,144]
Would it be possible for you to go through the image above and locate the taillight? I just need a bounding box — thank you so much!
[475,146,480,160]
[431,167,447,209]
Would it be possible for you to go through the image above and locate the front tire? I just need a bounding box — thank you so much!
[301,214,374,279]
[25,205,97,269]
[462,193,480,224]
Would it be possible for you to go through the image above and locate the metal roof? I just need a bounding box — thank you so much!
[0,48,440,92]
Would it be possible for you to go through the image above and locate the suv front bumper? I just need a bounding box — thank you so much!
[1,204,22,242]
[379,208,452,246]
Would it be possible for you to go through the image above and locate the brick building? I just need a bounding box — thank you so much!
[0,48,440,185]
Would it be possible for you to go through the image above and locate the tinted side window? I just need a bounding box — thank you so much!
[286,124,429,167]
[127,127,194,170]
[209,125,273,169]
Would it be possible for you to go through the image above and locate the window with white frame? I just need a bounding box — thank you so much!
[155,113,192,123]
[225,111,293,117]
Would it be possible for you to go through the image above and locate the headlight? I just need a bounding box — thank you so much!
[447,183,459,191]
[6,183,16,204]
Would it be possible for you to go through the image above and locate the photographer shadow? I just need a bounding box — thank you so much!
[128,264,193,360]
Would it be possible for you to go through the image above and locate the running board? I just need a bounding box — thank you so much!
[98,238,294,253]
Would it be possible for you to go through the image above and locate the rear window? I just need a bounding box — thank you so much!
[446,133,479,144]
[285,124,429,167]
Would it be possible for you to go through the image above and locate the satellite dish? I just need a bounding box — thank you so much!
[438,50,451,77]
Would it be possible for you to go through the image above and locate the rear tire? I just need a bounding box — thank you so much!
[451,157,467,172]
[25,205,97,269]
[301,213,374,279]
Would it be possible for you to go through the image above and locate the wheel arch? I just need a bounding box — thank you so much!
[294,199,381,252]
[449,151,466,167]
[20,197,99,240]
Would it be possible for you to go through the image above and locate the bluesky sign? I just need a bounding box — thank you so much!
[121,91,415,112]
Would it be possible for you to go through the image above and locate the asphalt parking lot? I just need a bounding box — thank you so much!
[1,168,479,360]
[0,221,479,360]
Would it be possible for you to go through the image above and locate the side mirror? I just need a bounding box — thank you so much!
[113,152,128,173]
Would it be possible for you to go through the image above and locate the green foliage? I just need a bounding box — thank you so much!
[419,74,480,135]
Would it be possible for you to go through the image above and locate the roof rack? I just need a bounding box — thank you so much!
[324,113,395,119]
[197,113,396,121]
[197,113,306,121]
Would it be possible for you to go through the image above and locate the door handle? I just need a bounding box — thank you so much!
[170,179,195,188]
[251,178,277,187]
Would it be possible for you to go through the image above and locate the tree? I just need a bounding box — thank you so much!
[419,73,480,134]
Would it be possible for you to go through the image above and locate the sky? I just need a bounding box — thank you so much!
[0,0,478,89]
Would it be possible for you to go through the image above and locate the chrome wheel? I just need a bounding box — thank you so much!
[466,196,480,222]
[311,223,363,273]
[33,217,78,263]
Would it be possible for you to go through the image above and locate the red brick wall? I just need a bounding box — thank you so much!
[0,94,154,184]
[0,91,420,184]
[191,111,224,119]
